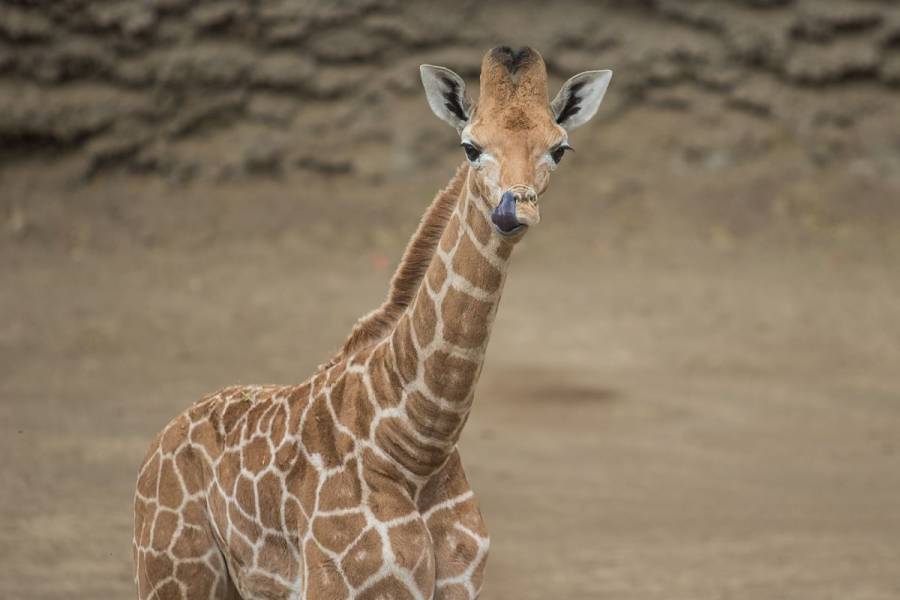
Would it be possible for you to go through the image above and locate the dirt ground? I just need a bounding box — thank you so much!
[3,3,900,595]
[2,89,900,599]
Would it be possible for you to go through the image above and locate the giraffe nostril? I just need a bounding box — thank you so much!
[507,186,537,204]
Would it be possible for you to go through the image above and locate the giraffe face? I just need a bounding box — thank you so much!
[421,46,612,237]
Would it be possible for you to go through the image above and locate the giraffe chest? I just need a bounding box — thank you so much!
[199,384,485,598]
[305,508,436,599]
[222,502,437,599]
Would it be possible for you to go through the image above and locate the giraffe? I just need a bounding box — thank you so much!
[133,46,612,600]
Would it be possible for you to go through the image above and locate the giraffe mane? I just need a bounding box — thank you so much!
[320,163,469,370]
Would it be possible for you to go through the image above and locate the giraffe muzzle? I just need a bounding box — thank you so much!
[491,187,540,235]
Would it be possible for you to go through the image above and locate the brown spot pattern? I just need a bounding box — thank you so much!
[130,84,530,596]
[407,391,464,441]
[341,528,383,587]
[441,286,493,348]
[235,475,256,516]
[412,287,438,346]
[312,512,367,553]
[452,232,502,293]
[242,436,271,473]
[157,458,183,509]
[391,315,419,384]
[359,575,416,600]
[256,472,283,530]
[466,201,493,246]
[428,255,448,291]
[319,463,362,511]
[370,359,402,409]
[440,214,461,253]
[424,350,480,403]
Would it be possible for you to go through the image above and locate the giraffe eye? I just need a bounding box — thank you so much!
[461,142,482,162]
[551,144,572,164]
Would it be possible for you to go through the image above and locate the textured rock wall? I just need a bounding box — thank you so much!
[1,0,898,179]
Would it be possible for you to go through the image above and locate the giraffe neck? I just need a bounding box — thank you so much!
[371,168,516,478]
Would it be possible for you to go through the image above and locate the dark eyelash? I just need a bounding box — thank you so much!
[551,144,572,164]
[461,142,482,161]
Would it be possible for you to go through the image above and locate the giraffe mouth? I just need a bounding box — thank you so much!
[491,191,540,235]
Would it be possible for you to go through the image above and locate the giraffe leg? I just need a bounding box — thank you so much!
[134,530,240,600]
[419,451,490,600]
[134,430,242,600]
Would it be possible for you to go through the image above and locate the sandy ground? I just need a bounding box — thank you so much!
[2,104,900,598]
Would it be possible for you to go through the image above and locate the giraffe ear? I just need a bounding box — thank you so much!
[419,65,471,131]
[551,70,613,130]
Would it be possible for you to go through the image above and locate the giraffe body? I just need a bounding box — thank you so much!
[134,165,500,600]
[134,381,487,600]
[134,46,612,599]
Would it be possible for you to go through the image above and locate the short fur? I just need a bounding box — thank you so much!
[479,45,550,114]
[490,46,537,76]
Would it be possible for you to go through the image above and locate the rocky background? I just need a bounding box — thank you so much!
[1,0,899,180]
[2,2,900,599]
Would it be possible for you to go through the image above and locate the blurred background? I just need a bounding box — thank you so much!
[2,0,899,598]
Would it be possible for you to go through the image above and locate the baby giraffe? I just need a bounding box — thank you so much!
[133,46,611,600]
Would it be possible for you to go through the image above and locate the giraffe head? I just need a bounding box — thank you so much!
[420,46,612,237]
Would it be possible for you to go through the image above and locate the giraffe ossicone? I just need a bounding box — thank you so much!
[134,46,612,600]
